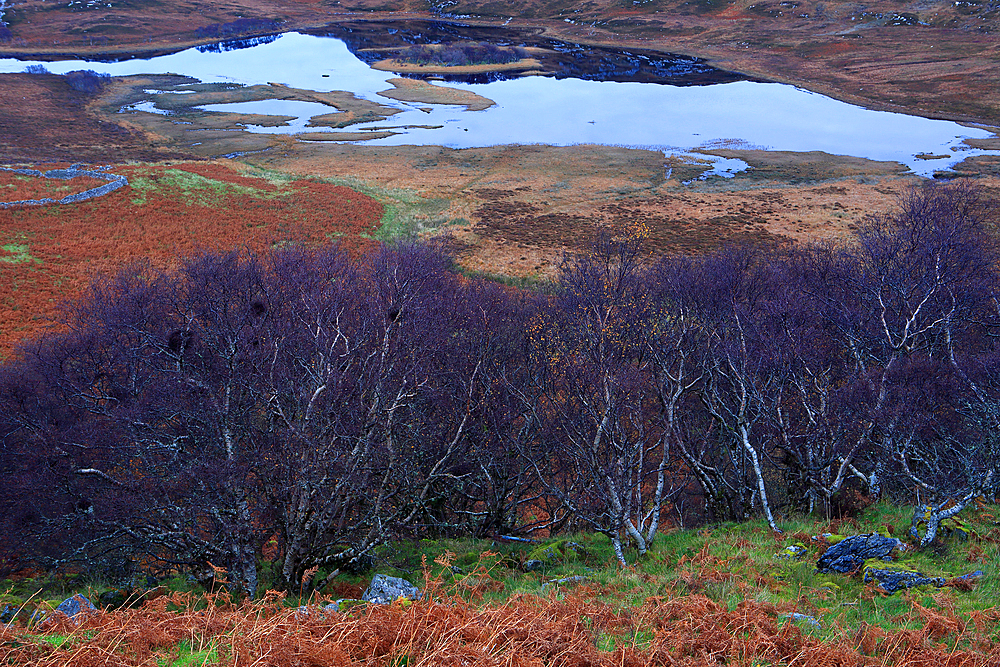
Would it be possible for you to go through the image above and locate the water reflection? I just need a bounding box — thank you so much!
[0,31,995,176]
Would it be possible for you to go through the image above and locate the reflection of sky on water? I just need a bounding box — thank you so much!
[0,32,995,176]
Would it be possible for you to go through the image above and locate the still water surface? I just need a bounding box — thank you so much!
[0,32,995,176]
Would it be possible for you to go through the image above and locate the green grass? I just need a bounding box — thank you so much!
[32,633,73,648]
[128,168,278,207]
[352,502,999,642]
[0,243,41,264]
[237,163,454,241]
[3,502,997,652]
[158,640,218,667]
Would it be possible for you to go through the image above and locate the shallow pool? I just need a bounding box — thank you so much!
[0,31,995,176]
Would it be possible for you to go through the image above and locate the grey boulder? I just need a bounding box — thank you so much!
[55,594,98,622]
[815,534,903,573]
[362,574,422,604]
[863,567,946,594]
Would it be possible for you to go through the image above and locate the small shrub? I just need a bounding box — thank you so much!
[65,69,110,93]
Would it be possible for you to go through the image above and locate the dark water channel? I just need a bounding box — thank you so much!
[314,19,747,86]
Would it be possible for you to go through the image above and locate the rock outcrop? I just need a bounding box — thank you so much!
[863,564,946,594]
[361,574,422,604]
[55,594,98,622]
[815,533,904,573]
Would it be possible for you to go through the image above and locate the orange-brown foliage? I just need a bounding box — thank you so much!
[0,162,383,357]
[5,587,999,667]
[0,167,106,202]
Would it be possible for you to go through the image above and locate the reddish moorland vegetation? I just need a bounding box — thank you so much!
[4,583,999,667]
[0,162,382,356]
[0,168,107,203]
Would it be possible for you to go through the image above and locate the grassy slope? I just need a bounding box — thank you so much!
[2,502,998,665]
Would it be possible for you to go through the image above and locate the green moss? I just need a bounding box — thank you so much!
[128,169,276,207]
[527,539,583,565]
[0,243,41,265]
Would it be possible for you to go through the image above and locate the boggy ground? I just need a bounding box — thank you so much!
[245,141,1000,280]
[1,64,999,303]
[2,0,1000,342]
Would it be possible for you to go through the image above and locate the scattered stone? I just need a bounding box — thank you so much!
[775,544,808,560]
[780,612,821,628]
[540,575,588,594]
[815,533,904,573]
[863,564,945,594]
[522,559,546,572]
[55,594,98,622]
[361,574,422,604]
[948,570,985,590]
[0,605,18,624]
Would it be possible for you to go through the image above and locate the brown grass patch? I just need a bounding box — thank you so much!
[377,78,497,111]
[0,161,382,357]
[0,168,107,203]
[4,587,999,666]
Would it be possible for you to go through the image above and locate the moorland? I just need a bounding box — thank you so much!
[2,0,1000,665]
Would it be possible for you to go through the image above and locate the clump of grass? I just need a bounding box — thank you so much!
[0,243,40,264]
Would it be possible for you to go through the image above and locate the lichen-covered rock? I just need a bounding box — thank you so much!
[55,594,98,622]
[540,575,588,595]
[361,574,422,604]
[0,605,17,624]
[325,598,365,613]
[863,563,946,594]
[775,544,808,560]
[815,533,904,573]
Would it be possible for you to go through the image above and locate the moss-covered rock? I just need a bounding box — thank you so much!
[817,581,841,593]
[526,540,584,566]
[862,559,946,594]
[816,534,904,573]
[775,543,808,560]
